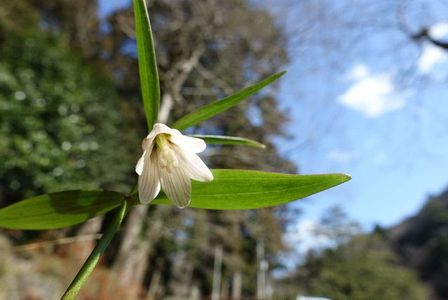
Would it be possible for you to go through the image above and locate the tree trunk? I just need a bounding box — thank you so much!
[257,239,268,300]
[111,44,203,297]
[212,245,223,300]
[113,205,170,299]
[190,285,201,300]
[112,88,174,297]
[78,216,103,255]
[232,271,242,300]
[145,258,164,300]
[112,205,149,298]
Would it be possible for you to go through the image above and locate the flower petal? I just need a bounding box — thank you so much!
[138,152,161,204]
[169,132,206,153]
[135,151,146,175]
[180,150,213,182]
[152,123,172,135]
[160,167,191,208]
[143,123,173,150]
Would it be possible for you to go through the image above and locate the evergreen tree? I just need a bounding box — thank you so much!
[0,8,138,205]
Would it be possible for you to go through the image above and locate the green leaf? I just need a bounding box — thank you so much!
[0,190,125,230]
[131,170,350,209]
[134,0,160,129]
[172,71,287,130]
[190,135,265,148]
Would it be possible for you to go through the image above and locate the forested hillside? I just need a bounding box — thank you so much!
[279,187,448,300]
[389,188,448,299]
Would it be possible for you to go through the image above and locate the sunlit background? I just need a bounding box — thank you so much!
[1,0,448,299]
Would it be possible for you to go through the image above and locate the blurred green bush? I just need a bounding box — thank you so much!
[0,31,138,204]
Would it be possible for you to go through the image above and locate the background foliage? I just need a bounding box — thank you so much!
[0,20,138,204]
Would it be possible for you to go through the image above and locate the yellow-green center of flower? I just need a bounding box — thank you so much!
[155,134,179,173]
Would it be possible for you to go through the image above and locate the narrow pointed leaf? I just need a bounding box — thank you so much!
[131,170,350,209]
[134,0,160,129]
[172,71,286,130]
[190,135,265,148]
[0,190,125,230]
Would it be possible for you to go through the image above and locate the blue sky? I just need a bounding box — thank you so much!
[98,0,448,240]
[276,0,448,256]
[275,1,448,232]
[98,0,130,18]
[281,57,448,227]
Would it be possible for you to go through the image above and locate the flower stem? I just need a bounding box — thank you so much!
[61,201,128,300]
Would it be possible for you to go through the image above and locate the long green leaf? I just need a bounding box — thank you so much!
[131,170,350,209]
[134,0,160,129]
[0,190,125,230]
[190,135,265,148]
[172,71,287,130]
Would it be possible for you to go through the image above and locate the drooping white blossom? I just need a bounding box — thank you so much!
[136,123,213,208]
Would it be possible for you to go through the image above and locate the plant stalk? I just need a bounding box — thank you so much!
[61,201,128,300]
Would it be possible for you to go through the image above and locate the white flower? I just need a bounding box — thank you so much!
[136,123,213,208]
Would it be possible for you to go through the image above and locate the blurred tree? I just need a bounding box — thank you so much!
[0,30,138,205]
[390,189,448,299]
[0,0,297,298]
[0,2,38,39]
[293,235,428,300]
[315,205,361,245]
[0,0,140,274]
[28,0,102,59]
[277,207,427,300]
[101,1,296,298]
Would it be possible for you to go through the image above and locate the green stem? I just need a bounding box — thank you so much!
[61,201,128,300]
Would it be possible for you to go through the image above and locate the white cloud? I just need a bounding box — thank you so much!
[339,64,405,117]
[418,44,447,74]
[285,219,333,255]
[347,64,369,80]
[416,22,448,74]
[430,21,448,39]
